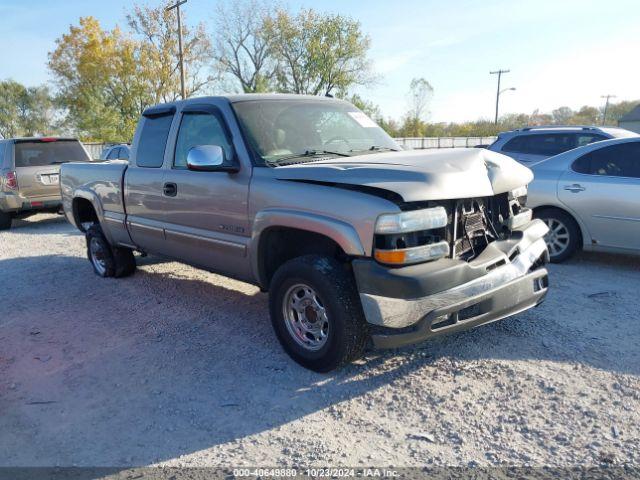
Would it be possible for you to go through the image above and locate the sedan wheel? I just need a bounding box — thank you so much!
[536,208,580,263]
[543,218,571,258]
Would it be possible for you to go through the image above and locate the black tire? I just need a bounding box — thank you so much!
[0,211,11,230]
[86,224,136,278]
[269,255,368,372]
[536,208,581,263]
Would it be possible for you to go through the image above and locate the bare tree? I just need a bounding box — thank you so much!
[212,0,277,93]
[407,77,433,123]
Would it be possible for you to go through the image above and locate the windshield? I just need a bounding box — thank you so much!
[14,140,90,167]
[232,99,399,165]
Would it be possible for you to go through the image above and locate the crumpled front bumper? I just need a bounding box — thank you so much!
[352,219,550,349]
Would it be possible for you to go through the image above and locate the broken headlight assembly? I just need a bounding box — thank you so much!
[374,206,449,265]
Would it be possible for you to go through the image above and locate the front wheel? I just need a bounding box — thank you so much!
[86,224,136,278]
[269,255,368,372]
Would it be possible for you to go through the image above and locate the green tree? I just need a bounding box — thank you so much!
[344,93,381,119]
[0,80,58,138]
[127,2,214,103]
[602,99,640,125]
[569,105,600,125]
[48,16,146,141]
[266,8,373,95]
[551,106,573,124]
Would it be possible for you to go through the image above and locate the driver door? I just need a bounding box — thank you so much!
[160,104,252,279]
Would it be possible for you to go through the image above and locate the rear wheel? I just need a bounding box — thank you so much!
[0,211,11,230]
[536,208,580,263]
[269,255,368,372]
[86,224,136,277]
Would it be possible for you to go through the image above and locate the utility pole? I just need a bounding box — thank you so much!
[601,94,616,126]
[166,0,187,100]
[490,69,510,124]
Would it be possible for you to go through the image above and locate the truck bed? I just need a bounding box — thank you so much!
[60,160,129,239]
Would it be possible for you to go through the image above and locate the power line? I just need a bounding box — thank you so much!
[166,0,188,100]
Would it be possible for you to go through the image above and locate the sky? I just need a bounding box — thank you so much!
[1,0,639,122]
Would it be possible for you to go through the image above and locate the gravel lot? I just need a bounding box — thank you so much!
[1,214,639,468]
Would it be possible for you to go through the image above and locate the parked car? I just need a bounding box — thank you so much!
[100,144,130,161]
[488,125,637,163]
[527,137,640,262]
[60,94,550,372]
[0,137,91,230]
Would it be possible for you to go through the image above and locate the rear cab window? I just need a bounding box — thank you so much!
[136,107,176,168]
[14,139,90,167]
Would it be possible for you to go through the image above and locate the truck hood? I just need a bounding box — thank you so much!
[273,148,533,202]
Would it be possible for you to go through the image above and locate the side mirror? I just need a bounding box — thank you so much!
[186,145,238,172]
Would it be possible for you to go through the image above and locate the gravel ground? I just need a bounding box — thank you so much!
[0,214,639,468]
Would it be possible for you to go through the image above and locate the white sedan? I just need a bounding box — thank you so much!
[527,137,640,262]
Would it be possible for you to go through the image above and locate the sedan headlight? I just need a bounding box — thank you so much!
[375,206,448,234]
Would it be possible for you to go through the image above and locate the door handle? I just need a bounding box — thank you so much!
[163,182,177,197]
[564,184,585,193]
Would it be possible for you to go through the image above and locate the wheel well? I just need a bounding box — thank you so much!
[73,198,99,231]
[533,205,584,246]
[258,227,347,289]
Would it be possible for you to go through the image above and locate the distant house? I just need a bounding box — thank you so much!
[618,104,640,133]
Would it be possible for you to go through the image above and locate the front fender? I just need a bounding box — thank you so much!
[250,208,367,285]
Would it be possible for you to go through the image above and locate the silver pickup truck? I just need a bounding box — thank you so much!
[61,94,550,372]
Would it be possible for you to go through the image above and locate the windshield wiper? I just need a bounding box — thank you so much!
[267,149,351,166]
[349,145,400,153]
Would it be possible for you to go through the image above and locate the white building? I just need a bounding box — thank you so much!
[618,104,640,134]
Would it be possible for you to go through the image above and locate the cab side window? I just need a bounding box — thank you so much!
[136,114,174,168]
[572,142,640,178]
[173,112,233,169]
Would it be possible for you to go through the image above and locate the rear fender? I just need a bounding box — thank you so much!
[71,189,115,243]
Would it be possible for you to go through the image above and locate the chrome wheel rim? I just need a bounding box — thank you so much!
[282,283,330,351]
[543,218,570,258]
[89,237,108,275]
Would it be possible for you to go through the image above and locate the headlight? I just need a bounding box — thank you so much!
[509,185,528,200]
[375,206,448,234]
[374,241,450,265]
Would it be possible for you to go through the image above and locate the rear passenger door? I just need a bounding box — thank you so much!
[160,104,252,279]
[558,141,640,251]
[125,107,176,254]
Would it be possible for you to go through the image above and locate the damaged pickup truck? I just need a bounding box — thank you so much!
[61,94,549,372]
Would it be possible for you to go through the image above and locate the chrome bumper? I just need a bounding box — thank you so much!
[356,220,550,346]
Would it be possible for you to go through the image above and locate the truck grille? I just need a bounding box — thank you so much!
[449,195,509,261]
